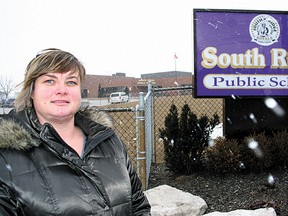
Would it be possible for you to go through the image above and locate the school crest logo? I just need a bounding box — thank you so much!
[249,14,280,46]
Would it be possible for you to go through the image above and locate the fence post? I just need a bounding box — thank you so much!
[137,92,147,190]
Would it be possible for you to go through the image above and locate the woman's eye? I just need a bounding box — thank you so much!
[67,81,78,86]
[44,79,54,84]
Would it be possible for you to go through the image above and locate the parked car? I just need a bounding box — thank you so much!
[109,92,129,104]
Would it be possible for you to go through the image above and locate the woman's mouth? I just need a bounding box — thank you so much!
[51,100,69,105]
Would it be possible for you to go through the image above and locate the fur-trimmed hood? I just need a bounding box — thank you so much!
[0,108,114,150]
[78,108,114,129]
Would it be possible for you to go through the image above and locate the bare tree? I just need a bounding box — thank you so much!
[0,76,15,100]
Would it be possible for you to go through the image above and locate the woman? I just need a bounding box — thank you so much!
[0,48,151,215]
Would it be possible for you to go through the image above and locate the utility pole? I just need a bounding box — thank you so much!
[174,53,178,72]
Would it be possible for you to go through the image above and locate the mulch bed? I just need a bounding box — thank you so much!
[148,163,288,215]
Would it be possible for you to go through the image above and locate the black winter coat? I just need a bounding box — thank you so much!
[0,108,151,215]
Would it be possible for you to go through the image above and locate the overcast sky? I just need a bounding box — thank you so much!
[1,0,288,87]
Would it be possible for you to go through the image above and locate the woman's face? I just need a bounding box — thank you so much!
[32,71,81,124]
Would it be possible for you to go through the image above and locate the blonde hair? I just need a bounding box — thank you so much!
[14,48,86,112]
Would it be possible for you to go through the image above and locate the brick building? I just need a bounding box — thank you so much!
[141,71,193,88]
[82,71,192,98]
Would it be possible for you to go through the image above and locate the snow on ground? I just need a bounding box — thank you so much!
[210,123,223,140]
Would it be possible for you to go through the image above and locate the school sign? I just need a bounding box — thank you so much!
[194,9,288,97]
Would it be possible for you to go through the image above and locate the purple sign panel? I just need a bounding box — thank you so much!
[194,9,288,97]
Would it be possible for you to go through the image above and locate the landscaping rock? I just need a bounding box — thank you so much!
[145,185,277,216]
[203,208,276,216]
[145,184,208,216]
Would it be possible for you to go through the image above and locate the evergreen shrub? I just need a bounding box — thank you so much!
[271,129,288,166]
[203,137,242,173]
[159,103,220,175]
[204,131,288,173]
[241,133,275,171]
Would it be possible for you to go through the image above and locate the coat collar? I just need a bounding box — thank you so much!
[0,108,113,150]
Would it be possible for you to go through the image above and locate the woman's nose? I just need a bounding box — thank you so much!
[55,82,68,95]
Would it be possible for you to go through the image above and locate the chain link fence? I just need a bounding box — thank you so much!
[99,104,149,189]
[75,85,224,190]
[100,107,138,165]
[150,86,224,163]
[100,86,224,189]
